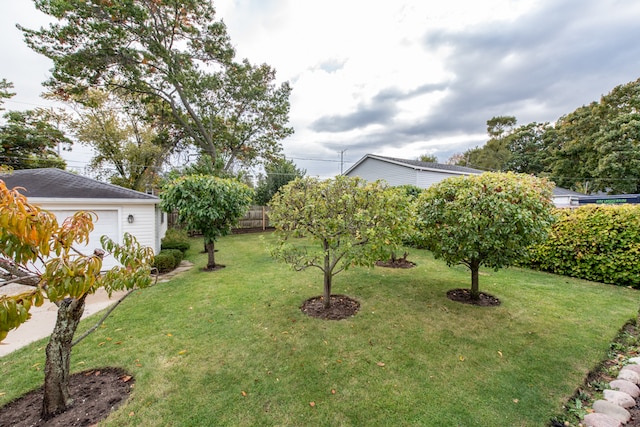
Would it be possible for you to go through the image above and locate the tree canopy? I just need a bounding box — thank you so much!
[415,172,555,300]
[23,0,293,174]
[268,175,413,308]
[253,157,306,205]
[160,175,253,270]
[457,78,640,194]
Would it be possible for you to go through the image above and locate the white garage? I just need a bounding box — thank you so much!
[0,168,167,270]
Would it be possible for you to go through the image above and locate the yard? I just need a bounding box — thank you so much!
[0,232,638,426]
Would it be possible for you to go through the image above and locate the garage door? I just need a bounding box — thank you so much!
[51,210,120,270]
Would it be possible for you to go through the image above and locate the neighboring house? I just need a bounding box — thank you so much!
[344,154,483,188]
[0,168,166,269]
[344,154,581,208]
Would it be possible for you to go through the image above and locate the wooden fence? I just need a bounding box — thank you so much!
[167,205,271,232]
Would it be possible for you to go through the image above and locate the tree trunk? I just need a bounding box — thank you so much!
[205,241,216,269]
[323,241,332,309]
[41,295,86,420]
[470,259,481,301]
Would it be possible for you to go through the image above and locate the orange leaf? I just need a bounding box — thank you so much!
[121,375,132,383]
[309,401,316,407]
[331,389,336,395]
[376,362,385,367]
[241,391,247,397]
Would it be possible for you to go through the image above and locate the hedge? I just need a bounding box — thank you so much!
[522,205,640,287]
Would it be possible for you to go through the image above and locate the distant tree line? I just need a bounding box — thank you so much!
[452,77,640,194]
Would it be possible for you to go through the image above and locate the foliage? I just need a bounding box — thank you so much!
[253,157,306,205]
[161,228,191,253]
[160,175,253,269]
[152,250,180,273]
[0,108,69,170]
[268,175,413,308]
[415,172,555,299]
[0,79,15,110]
[0,179,154,418]
[22,0,293,173]
[57,89,180,191]
[1,233,638,426]
[522,205,640,287]
[417,153,438,163]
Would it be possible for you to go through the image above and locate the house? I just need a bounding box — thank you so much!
[344,154,581,207]
[0,168,166,268]
[343,154,483,187]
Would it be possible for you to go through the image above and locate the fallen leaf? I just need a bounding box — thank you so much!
[513,399,519,404]
[331,389,336,395]
[31,363,40,368]
[129,411,135,417]
[95,371,101,376]
[106,337,112,341]
[309,401,316,407]
[115,341,122,345]
[121,375,132,383]
[98,342,106,346]
[241,391,247,397]
[166,333,173,337]
[459,355,465,362]
[498,351,503,357]
[0,392,5,397]
[376,362,385,367]
[178,349,187,355]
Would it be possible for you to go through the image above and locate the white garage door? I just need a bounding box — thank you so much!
[51,210,120,270]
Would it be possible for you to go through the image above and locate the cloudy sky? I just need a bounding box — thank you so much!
[1,0,640,177]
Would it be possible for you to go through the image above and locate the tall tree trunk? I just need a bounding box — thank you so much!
[470,259,481,301]
[41,295,86,420]
[323,241,332,309]
[205,241,216,269]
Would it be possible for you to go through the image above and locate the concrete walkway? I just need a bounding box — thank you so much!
[0,261,194,358]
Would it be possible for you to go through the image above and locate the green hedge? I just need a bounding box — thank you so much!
[523,205,640,287]
[161,228,191,253]
[152,251,178,273]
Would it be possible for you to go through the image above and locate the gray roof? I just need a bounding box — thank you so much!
[354,154,484,174]
[0,168,158,200]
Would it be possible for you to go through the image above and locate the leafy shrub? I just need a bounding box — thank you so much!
[152,251,178,273]
[164,248,184,264]
[522,205,640,287]
[161,228,191,253]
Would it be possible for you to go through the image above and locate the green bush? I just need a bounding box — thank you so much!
[161,228,191,253]
[152,251,177,273]
[522,205,640,287]
[164,248,184,265]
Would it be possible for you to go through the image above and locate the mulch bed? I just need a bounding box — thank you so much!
[375,259,416,268]
[446,288,501,307]
[0,367,134,427]
[300,295,360,320]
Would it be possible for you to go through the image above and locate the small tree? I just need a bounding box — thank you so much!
[160,175,253,270]
[254,157,306,205]
[0,180,154,419]
[416,172,555,300]
[269,176,412,309]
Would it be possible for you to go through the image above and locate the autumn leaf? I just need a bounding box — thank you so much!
[513,399,519,403]
[166,333,173,337]
[241,391,247,397]
[309,401,316,407]
[498,350,503,357]
[331,389,336,395]
[458,355,465,362]
[121,375,132,383]
[178,349,187,355]
[376,362,385,367]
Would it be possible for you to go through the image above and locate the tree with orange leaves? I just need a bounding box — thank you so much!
[0,177,154,420]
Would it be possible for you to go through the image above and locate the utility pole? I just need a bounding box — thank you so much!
[340,149,348,175]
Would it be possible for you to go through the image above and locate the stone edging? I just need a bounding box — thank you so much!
[582,357,640,427]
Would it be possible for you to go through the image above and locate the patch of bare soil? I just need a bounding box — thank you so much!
[375,259,416,269]
[0,367,134,427]
[446,288,501,307]
[301,295,360,320]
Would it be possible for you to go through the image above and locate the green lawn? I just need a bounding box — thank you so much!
[1,232,638,426]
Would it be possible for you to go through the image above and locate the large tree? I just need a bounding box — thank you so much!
[22,0,293,173]
[61,89,180,191]
[0,79,15,110]
[0,179,154,419]
[415,172,555,301]
[160,175,253,270]
[253,157,306,205]
[268,176,413,309]
[0,108,70,170]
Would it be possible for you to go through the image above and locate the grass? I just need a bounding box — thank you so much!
[1,232,638,426]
